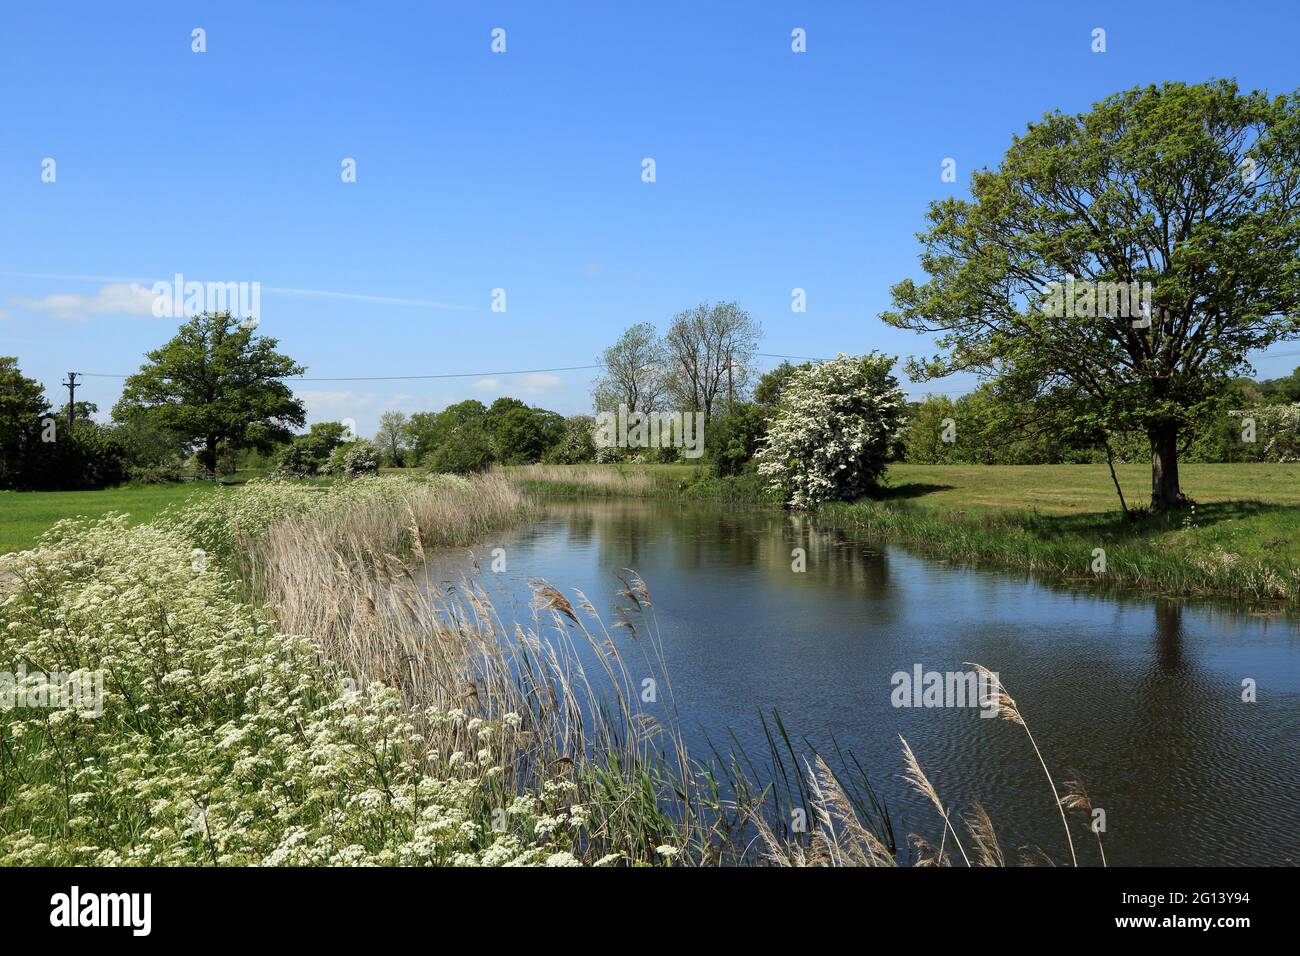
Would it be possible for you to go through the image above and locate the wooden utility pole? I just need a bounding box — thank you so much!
[62,372,78,430]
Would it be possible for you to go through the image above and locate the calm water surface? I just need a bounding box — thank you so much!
[419,497,1300,866]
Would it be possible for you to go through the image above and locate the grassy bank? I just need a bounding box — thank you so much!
[0,483,220,555]
[507,461,1300,605]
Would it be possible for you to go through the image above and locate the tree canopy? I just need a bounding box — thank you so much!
[114,312,306,474]
[883,80,1300,510]
[0,357,51,489]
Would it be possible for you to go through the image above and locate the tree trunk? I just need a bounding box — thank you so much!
[1148,423,1182,512]
[203,436,218,477]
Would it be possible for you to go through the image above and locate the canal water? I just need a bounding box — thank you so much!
[418,497,1299,866]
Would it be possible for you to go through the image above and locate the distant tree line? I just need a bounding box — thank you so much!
[901,369,1300,467]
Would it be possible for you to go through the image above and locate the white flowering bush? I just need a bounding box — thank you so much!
[1229,404,1300,462]
[326,440,381,478]
[754,353,906,508]
[0,514,584,866]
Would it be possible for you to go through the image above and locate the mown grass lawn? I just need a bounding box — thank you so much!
[877,462,1300,570]
[0,483,223,554]
[881,462,1300,513]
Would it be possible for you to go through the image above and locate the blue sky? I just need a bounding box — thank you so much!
[3,1,1299,435]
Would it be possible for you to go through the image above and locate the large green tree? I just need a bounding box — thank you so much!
[403,400,488,465]
[0,357,50,488]
[114,312,305,474]
[883,80,1300,511]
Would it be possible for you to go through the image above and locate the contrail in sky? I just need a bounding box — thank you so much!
[0,271,472,311]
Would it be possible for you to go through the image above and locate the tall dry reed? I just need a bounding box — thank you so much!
[182,475,1099,866]
[504,464,663,495]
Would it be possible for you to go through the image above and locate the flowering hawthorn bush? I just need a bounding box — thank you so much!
[1229,404,1300,462]
[754,353,907,508]
[0,514,586,866]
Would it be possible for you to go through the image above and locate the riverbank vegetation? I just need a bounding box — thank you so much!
[507,461,1300,604]
[1,474,1107,865]
[0,508,590,865]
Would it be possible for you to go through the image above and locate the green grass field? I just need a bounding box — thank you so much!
[876,463,1300,574]
[0,483,222,554]
[882,462,1300,513]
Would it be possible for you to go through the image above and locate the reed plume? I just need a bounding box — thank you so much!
[898,735,970,866]
[968,663,1077,867]
[1060,773,1106,866]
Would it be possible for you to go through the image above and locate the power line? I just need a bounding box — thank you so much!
[74,364,604,382]
[75,354,829,381]
[71,354,966,395]
[756,351,828,362]
[64,344,1300,406]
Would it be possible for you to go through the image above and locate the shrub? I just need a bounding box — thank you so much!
[327,440,380,478]
[1230,404,1300,462]
[754,353,907,508]
[20,423,128,491]
[707,402,767,477]
[543,415,597,464]
[276,422,352,477]
[427,422,495,474]
[342,441,380,477]
[275,440,316,477]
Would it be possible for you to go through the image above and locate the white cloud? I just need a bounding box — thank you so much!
[474,373,563,396]
[517,372,563,393]
[298,390,444,436]
[10,282,157,321]
[298,389,382,418]
[1,272,471,312]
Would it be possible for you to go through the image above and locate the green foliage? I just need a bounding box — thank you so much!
[404,400,487,466]
[112,414,189,482]
[0,358,130,490]
[0,357,50,489]
[902,396,958,464]
[20,423,129,491]
[487,401,564,465]
[899,375,1296,467]
[1258,367,1300,404]
[403,398,567,468]
[543,415,597,464]
[707,401,768,477]
[884,80,1300,509]
[753,361,808,410]
[373,410,408,467]
[276,421,352,477]
[427,419,495,474]
[114,312,305,474]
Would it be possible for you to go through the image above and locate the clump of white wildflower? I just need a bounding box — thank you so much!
[0,513,582,866]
